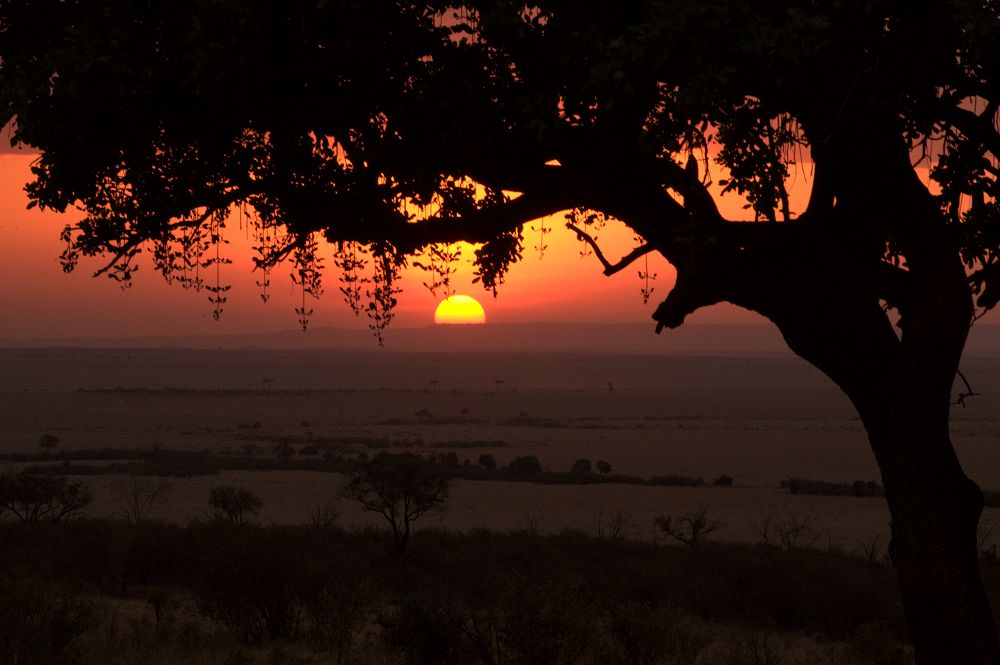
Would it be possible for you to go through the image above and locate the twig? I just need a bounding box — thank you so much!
[565,222,655,276]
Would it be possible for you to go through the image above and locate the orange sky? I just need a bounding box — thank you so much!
[0,152,805,341]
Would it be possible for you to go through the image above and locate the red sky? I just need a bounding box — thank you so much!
[0,152,816,341]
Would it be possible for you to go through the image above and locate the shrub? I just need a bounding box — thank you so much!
[655,505,721,546]
[781,478,884,497]
[596,460,612,474]
[196,530,306,644]
[571,459,593,475]
[0,574,94,665]
[478,453,497,470]
[649,474,705,487]
[110,478,170,528]
[713,475,734,487]
[507,455,543,476]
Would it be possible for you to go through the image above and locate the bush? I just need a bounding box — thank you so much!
[478,453,497,470]
[196,529,306,644]
[507,455,543,476]
[781,478,884,497]
[648,474,704,487]
[0,573,94,665]
[713,475,734,487]
[571,459,593,475]
[596,460,612,474]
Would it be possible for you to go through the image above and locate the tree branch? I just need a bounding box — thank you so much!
[564,222,656,276]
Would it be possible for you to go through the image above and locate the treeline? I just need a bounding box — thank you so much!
[12,445,731,488]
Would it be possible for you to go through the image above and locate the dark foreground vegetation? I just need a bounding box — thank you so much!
[0,516,949,665]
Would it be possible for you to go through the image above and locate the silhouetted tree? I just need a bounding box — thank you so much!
[596,460,613,475]
[346,452,449,557]
[478,453,497,470]
[110,478,170,528]
[0,471,93,524]
[570,458,593,475]
[4,2,1000,658]
[37,434,60,457]
[654,505,721,546]
[208,486,263,526]
[506,455,543,477]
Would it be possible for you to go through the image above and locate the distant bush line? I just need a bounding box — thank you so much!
[10,446,724,489]
[780,478,885,498]
[23,448,1000,503]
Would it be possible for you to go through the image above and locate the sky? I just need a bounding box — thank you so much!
[0,151,779,341]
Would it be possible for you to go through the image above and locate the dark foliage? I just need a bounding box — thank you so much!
[0,471,93,524]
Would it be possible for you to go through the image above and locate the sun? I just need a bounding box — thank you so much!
[434,294,486,325]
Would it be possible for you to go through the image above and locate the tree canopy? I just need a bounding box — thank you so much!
[3,1,1000,661]
[2,1,998,333]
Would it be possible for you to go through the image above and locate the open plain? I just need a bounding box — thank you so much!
[4,334,1000,552]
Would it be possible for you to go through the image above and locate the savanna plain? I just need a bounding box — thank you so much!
[3,341,1000,664]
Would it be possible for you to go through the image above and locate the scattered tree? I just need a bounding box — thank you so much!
[506,455,543,477]
[37,433,60,457]
[345,453,449,557]
[570,458,593,475]
[655,505,721,546]
[110,478,170,528]
[209,486,263,526]
[273,441,294,459]
[0,471,93,524]
[5,2,1000,656]
[478,453,497,470]
[596,460,613,475]
[713,475,734,487]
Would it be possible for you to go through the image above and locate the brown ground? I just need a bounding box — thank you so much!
[3,347,999,551]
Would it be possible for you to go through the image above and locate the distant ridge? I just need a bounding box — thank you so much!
[4,321,1000,357]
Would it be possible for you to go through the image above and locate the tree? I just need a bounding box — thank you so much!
[0,471,93,524]
[506,455,543,477]
[2,2,1000,659]
[37,434,60,457]
[208,486,263,527]
[596,460,613,475]
[110,478,170,528]
[478,453,497,470]
[345,453,449,557]
[570,458,593,475]
[654,505,722,546]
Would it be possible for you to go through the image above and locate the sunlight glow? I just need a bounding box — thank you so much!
[434,295,486,324]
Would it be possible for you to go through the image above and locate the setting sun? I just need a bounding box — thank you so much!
[434,295,486,325]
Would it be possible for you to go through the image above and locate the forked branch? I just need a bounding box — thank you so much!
[565,222,656,276]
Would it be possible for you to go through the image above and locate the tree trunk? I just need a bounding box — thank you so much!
[876,398,998,663]
[770,298,1000,663]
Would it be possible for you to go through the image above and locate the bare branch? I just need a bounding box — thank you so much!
[565,222,656,276]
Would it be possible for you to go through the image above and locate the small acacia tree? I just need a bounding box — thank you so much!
[37,434,60,457]
[0,471,93,524]
[3,2,1000,659]
[346,452,449,557]
[110,478,170,528]
[208,486,263,527]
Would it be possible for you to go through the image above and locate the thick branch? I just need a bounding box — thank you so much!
[945,104,1000,159]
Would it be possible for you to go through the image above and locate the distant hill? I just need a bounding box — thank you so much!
[4,321,1000,357]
